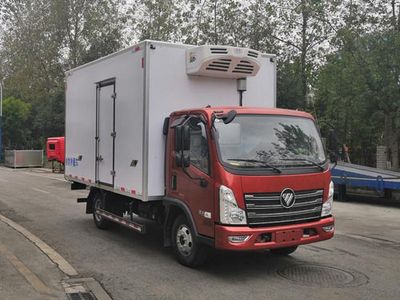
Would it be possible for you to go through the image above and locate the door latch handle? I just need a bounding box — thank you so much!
[200,179,208,188]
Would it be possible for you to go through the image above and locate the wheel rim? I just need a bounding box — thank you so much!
[176,224,193,257]
[94,197,103,222]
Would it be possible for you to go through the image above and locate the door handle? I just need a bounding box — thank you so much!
[200,179,208,188]
[97,155,104,162]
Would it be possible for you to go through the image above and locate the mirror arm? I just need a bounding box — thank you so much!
[181,162,207,187]
[182,164,202,181]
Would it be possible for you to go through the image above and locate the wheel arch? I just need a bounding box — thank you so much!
[163,197,198,247]
[85,187,101,214]
[163,197,214,248]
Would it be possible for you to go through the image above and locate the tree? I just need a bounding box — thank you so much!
[313,0,400,168]
[273,0,341,109]
[315,32,400,168]
[125,0,183,42]
[57,0,124,68]
[0,0,124,150]
[31,91,65,149]
[2,97,32,149]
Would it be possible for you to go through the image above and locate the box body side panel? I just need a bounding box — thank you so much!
[114,50,145,196]
[245,56,276,107]
[65,48,144,196]
[65,71,96,181]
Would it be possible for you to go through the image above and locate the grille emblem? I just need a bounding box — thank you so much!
[280,188,296,208]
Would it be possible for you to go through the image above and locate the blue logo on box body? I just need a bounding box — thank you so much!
[66,157,79,167]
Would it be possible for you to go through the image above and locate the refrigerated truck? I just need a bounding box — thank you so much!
[65,40,334,267]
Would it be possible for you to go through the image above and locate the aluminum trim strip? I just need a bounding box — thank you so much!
[247,207,321,219]
[248,215,321,226]
[246,198,322,209]
[245,190,323,201]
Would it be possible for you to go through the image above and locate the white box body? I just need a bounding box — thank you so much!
[65,41,276,201]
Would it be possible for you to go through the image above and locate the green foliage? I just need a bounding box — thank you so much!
[0,0,123,151]
[315,31,400,166]
[127,0,183,42]
[2,97,32,149]
[31,91,65,149]
[277,58,305,109]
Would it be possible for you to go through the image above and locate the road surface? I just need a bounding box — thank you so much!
[0,167,399,300]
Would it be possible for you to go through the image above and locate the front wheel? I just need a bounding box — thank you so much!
[171,215,208,267]
[270,246,298,255]
[92,191,111,229]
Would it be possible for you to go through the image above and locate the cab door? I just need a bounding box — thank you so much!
[168,115,215,238]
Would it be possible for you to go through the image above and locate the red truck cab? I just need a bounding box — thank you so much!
[46,137,65,164]
[165,106,334,264]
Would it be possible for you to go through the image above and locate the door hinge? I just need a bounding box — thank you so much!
[111,93,117,100]
[111,131,116,137]
[110,170,116,176]
[96,155,103,161]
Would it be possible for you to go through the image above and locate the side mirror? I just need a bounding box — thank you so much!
[175,125,191,168]
[222,110,237,124]
[175,151,190,168]
[182,125,190,151]
[182,152,190,168]
[175,152,182,167]
[175,125,190,152]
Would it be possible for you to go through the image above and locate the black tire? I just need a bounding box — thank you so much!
[270,246,298,255]
[171,215,208,267]
[92,191,111,229]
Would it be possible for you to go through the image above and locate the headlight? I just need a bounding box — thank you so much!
[321,181,334,217]
[219,185,247,225]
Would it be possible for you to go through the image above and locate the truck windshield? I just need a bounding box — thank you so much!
[214,115,326,170]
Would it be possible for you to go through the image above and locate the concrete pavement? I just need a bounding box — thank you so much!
[0,216,68,300]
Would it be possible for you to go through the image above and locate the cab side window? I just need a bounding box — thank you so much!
[188,118,209,174]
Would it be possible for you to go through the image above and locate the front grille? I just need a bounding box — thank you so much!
[245,189,323,227]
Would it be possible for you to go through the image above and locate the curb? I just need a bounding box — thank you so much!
[0,213,112,300]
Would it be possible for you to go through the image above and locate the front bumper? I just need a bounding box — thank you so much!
[215,216,334,251]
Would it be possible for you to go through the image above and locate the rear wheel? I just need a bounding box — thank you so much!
[171,215,208,267]
[93,191,111,229]
[270,246,298,255]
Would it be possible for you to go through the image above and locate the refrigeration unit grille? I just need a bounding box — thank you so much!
[233,60,255,74]
[210,47,229,54]
[205,58,232,72]
[247,50,259,58]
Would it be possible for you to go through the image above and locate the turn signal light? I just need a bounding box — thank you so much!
[228,235,250,243]
[322,225,334,232]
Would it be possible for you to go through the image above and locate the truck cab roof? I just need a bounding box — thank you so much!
[170,106,315,121]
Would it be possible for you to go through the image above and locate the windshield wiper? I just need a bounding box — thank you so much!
[227,159,282,173]
[280,158,325,171]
